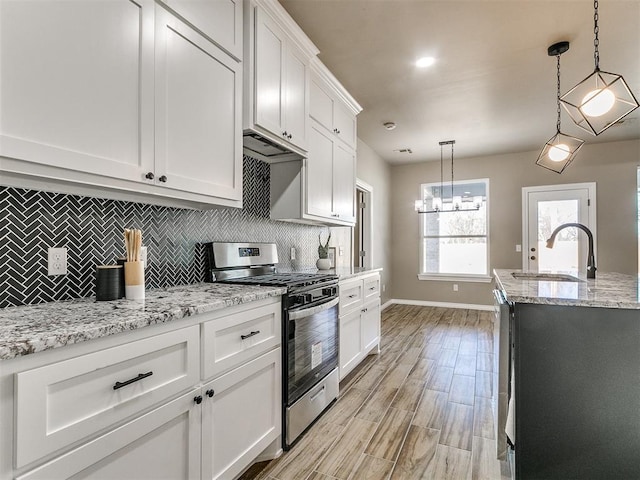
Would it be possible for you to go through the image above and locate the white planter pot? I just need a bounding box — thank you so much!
[316,258,331,270]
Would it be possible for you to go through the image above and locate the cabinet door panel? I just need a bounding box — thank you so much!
[202,348,281,480]
[284,44,308,150]
[362,299,381,354]
[162,0,242,59]
[254,10,284,136]
[17,389,201,480]
[332,143,356,223]
[155,7,242,200]
[0,0,154,182]
[334,102,357,149]
[310,79,334,130]
[306,124,334,218]
[339,309,362,380]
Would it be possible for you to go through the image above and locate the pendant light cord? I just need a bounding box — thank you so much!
[593,0,600,70]
[556,54,562,133]
[450,142,454,202]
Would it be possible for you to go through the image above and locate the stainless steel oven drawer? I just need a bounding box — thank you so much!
[286,367,339,445]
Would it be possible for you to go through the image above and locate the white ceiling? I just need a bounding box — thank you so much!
[279,0,640,164]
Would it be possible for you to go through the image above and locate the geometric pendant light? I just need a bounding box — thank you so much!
[560,0,639,136]
[536,41,585,174]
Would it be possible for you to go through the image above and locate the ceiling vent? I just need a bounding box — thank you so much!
[394,148,413,154]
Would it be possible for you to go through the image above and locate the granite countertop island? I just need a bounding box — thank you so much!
[494,269,640,309]
[0,283,286,360]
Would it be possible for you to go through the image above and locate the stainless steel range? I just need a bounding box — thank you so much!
[204,242,339,450]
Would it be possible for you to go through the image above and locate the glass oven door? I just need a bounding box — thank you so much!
[286,297,339,405]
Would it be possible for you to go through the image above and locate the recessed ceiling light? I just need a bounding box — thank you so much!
[383,122,397,130]
[416,56,435,68]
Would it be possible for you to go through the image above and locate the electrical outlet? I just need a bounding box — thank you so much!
[140,246,148,269]
[453,284,459,292]
[382,284,386,292]
[48,247,68,276]
[339,246,344,256]
[290,247,296,260]
[516,244,522,252]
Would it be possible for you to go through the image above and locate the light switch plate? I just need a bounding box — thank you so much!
[290,247,296,260]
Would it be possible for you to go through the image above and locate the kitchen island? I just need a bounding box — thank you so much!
[493,269,640,480]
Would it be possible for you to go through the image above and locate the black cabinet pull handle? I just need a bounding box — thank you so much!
[159,175,167,183]
[145,172,154,180]
[287,133,292,139]
[282,131,288,137]
[113,371,153,390]
[369,286,376,291]
[194,395,203,405]
[206,389,215,398]
[348,294,357,298]
[241,330,260,340]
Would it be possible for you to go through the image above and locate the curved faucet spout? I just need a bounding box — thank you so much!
[546,223,596,278]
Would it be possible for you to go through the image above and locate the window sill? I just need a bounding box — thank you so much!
[417,274,493,283]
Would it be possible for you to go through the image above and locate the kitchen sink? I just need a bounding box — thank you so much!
[511,272,582,282]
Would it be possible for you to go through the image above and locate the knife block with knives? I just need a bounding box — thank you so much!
[124,228,145,300]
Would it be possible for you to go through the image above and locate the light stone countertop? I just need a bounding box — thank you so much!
[332,267,383,281]
[278,265,382,280]
[0,283,286,360]
[494,269,640,309]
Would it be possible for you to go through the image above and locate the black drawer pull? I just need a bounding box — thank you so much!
[369,286,376,291]
[206,389,215,398]
[241,330,260,340]
[347,294,357,298]
[113,371,153,390]
[194,395,203,405]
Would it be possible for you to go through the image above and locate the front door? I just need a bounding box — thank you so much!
[523,183,596,273]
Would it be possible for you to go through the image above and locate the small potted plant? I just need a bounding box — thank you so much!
[317,231,332,270]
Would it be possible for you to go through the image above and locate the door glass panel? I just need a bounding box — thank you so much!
[537,199,579,272]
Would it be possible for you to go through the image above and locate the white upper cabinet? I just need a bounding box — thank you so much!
[244,0,318,155]
[270,58,361,227]
[309,59,360,150]
[0,0,242,209]
[155,6,242,201]
[0,0,155,183]
[160,0,243,59]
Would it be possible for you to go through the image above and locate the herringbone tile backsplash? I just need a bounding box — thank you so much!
[0,156,334,308]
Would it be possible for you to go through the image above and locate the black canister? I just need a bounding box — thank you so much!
[96,265,123,301]
[116,257,126,299]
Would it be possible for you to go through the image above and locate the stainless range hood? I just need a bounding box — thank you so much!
[243,131,303,163]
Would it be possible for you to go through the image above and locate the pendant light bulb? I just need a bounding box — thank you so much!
[548,144,571,162]
[580,88,616,117]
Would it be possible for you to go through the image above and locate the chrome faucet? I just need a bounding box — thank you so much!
[546,223,596,279]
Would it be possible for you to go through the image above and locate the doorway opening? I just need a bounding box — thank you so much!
[353,180,373,268]
[522,183,596,274]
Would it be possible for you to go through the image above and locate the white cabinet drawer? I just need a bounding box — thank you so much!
[17,388,202,480]
[363,274,380,301]
[15,326,200,468]
[202,301,281,380]
[339,280,363,314]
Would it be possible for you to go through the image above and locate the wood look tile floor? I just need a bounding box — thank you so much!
[240,305,511,480]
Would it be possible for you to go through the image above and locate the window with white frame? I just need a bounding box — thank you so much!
[419,179,490,280]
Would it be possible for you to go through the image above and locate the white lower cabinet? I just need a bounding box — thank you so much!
[17,388,202,480]
[202,348,281,480]
[5,298,283,480]
[338,273,382,380]
[338,308,363,376]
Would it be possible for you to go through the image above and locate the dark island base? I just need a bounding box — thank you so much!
[514,303,640,479]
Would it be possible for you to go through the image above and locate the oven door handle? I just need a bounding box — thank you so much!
[288,297,340,320]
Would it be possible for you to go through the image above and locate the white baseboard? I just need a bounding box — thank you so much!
[386,298,493,311]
